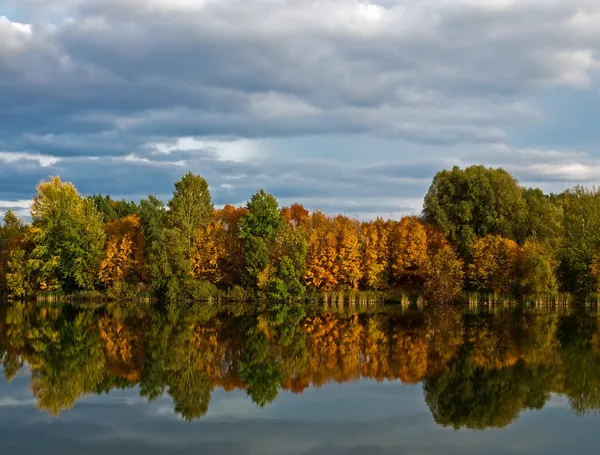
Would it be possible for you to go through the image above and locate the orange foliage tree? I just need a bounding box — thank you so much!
[214,205,248,287]
[304,212,338,290]
[334,215,362,290]
[192,219,226,284]
[99,214,145,289]
[389,216,430,284]
[281,203,310,227]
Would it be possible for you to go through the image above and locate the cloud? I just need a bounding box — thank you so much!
[1,1,600,216]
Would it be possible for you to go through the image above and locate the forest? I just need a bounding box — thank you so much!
[1,302,599,428]
[2,164,600,303]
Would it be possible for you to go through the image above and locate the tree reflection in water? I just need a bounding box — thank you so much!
[2,302,600,428]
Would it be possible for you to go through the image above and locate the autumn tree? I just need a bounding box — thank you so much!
[0,210,26,295]
[281,203,310,227]
[389,217,429,284]
[99,214,146,297]
[215,205,248,288]
[304,212,338,291]
[27,177,106,293]
[360,219,390,290]
[424,244,465,303]
[191,217,226,285]
[469,235,520,293]
[334,215,362,290]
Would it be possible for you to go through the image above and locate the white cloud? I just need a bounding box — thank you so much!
[0,200,32,208]
[151,137,263,162]
[0,16,32,54]
[0,152,62,167]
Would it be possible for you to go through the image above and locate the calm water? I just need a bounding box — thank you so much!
[2,302,600,454]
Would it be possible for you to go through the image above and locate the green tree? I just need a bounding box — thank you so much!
[89,194,138,223]
[559,186,600,292]
[167,172,213,249]
[521,188,563,249]
[146,228,193,300]
[27,177,106,293]
[138,195,167,248]
[423,165,527,256]
[239,190,284,241]
[268,224,308,300]
[239,190,284,293]
[519,240,558,296]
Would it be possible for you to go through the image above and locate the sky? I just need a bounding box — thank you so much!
[1,0,600,220]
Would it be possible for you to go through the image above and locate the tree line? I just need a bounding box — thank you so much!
[2,165,600,301]
[2,302,600,427]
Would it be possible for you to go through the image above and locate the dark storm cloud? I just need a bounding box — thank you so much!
[1,1,600,213]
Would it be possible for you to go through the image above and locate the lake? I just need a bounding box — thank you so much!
[1,302,600,454]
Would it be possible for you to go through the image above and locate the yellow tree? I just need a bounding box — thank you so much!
[191,218,226,284]
[99,214,145,289]
[389,216,429,284]
[99,236,133,286]
[469,235,520,293]
[360,218,390,289]
[334,215,362,290]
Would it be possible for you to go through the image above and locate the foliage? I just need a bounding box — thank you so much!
[304,212,339,291]
[423,165,527,256]
[167,172,214,249]
[27,177,106,293]
[521,188,563,249]
[7,166,600,301]
[559,186,600,293]
[519,240,559,296]
[334,215,362,290]
[0,210,26,295]
[239,190,284,294]
[100,214,146,296]
[390,216,429,284]
[89,194,139,223]
[469,235,520,293]
[424,245,465,303]
[360,219,390,289]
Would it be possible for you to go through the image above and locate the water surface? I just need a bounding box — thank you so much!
[1,302,600,454]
